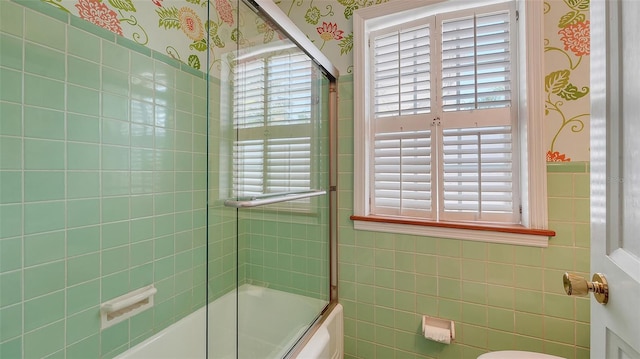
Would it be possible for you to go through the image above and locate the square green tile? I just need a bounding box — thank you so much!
[462,302,487,326]
[547,173,573,197]
[23,320,64,359]
[0,204,22,239]
[102,145,130,170]
[101,271,130,302]
[154,256,174,281]
[514,266,543,290]
[24,260,65,299]
[0,1,24,36]
[67,113,100,143]
[0,34,23,70]
[547,197,574,222]
[102,196,130,223]
[68,27,100,62]
[461,281,487,304]
[66,308,100,345]
[0,171,21,204]
[544,245,576,270]
[102,67,129,94]
[24,230,65,266]
[487,307,514,332]
[129,101,153,127]
[68,84,100,116]
[67,226,100,257]
[25,8,65,50]
[68,55,100,89]
[153,171,175,193]
[487,284,514,309]
[101,221,130,248]
[24,138,64,170]
[544,316,575,345]
[68,171,100,199]
[67,280,100,315]
[514,246,543,267]
[514,312,543,338]
[131,195,154,219]
[102,94,130,122]
[131,218,153,243]
[0,68,22,103]
[130,262,153,289]
[130,240,153,266]
[0,303,21,342]
[0,102,22,136]
[102,39,129,72]
[24,42,65,80]
[67,199,100,228]
[102,171,131,196]
[24,290,64,332]
[24,106,65,140]
[68,253,100,286]
[543,292,574,320]
[0,337,22,359]
[24,74,64,110]
[131,125,155,150]
[0,271,22,307]
[24,200,65,234]
[131,76,154,103]
[487,262,514,286]
[175,212,192,232]
[24,170,64,202]
[102,246,129,275]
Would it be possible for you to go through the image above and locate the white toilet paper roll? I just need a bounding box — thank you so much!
[422,325,451,344]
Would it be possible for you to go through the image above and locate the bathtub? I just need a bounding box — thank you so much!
[115,284,343,359]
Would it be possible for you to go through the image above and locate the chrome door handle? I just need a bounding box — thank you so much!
[562,272,608,304]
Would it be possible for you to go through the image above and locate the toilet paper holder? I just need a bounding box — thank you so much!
[422,316,455,344]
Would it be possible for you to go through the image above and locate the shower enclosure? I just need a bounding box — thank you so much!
[210,0,339,357]
[0,0,337,357]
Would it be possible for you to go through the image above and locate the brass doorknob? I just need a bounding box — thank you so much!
[562,272,608,304]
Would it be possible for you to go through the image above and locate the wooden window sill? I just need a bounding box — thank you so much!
[350,215,556,247]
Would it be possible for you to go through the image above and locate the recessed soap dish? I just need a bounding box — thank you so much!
[100,285,157,329]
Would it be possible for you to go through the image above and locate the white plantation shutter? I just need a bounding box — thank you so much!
[367,1,519,224]
[442,126,516,222]
[233,52,313,197]
[440,9,512,111]
[373,22,432,118]
[374,130,432,217]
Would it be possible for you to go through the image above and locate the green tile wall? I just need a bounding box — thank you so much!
[337,75,591,359]
[0,2,212,358]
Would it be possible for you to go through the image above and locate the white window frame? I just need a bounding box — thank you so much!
[353,0,551,247]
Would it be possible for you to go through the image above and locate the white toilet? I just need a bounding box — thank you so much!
[478,351,564,359]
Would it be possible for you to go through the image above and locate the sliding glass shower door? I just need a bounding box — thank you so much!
[207,0,335,357]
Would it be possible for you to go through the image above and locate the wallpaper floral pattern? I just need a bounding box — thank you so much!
[45,0,271,74]
[543,0,590,162]
[41,0,590,161]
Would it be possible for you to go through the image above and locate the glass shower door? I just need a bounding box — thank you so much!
[227,1,332,357]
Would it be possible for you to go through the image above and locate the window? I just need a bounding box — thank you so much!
[233,51,316,199]
[353,0,554,246]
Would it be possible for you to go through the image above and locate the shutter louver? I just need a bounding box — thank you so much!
[266,137,311,193]
[233,51,314,198]
[374,130,432,216]
[441,10,512,112]
[373,24,431,118]
[442,126,514,218]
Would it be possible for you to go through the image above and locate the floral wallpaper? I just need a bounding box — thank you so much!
[276,0,591,162]
[543,0,590,162]
[43,0,276,75]
[41,0,590,161]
